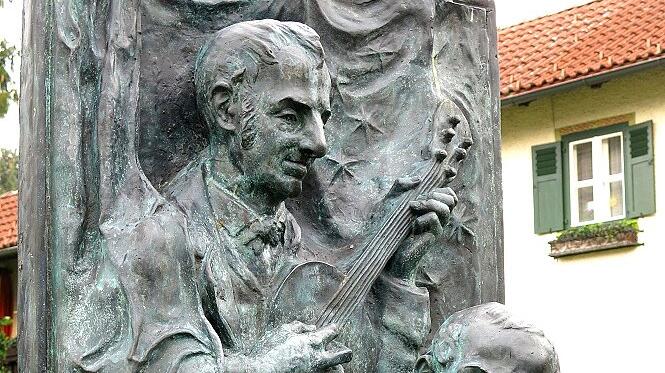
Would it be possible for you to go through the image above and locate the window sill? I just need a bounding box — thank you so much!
[549,231,640,258]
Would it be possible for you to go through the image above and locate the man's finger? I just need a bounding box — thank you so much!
[427,192,456,207]
[433,187,458,204]
[431,187,456,196]
[317,344,353,370]
[413,212,444,236]
[410,199,451,218]
[388,176,422,196]
[286,320,316,334]
[310,324,341,346]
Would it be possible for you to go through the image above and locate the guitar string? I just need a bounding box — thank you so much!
[316,160,440,325]
[324,161,452,326]
[321,148,466,326]
[315,168,425,324]
[318,156,451,326]
[319,155,447,324]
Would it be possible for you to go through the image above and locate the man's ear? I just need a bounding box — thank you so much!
[415,355,434,373]
[211,81,236,131]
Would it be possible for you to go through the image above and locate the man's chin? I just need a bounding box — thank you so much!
[271,175,304,200]
[286,180,303,198]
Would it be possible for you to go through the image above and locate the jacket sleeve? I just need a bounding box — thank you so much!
[372,273,431,372]
[103,204,224,373]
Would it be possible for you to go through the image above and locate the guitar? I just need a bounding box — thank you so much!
[268,101,473,330]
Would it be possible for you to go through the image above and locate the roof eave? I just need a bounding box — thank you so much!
[500,57,665,107]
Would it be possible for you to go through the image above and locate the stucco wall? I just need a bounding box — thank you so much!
[501,65,665,373]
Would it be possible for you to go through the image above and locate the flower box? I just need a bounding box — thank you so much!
[549,222,641,258]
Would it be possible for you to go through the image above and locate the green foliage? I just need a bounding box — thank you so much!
[556,219,639,243]
[0,316,13,373]
[0,148,17,194]
[0,40,17,119]
[0,0,18,119]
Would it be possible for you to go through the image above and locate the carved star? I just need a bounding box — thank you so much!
[446,203,476,244]
[325,155,367,186]
[349,106,384,144]
[364,40,396,71]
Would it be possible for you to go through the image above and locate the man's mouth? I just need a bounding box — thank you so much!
[282,159,309,178]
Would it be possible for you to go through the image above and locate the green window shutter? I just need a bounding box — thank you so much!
[625,121,656,218]
[532,142,564,234]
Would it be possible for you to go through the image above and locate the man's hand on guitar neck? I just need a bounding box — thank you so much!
[385,180,458,283]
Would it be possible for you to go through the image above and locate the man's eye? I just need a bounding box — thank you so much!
[277,110,298,123]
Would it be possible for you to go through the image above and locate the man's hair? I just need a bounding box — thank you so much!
[194,20,326,136]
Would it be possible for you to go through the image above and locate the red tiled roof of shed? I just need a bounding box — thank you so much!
[0,192,18,250]
[499,0,665,99]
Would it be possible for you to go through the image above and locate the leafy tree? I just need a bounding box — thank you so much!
[0,149,17,194]
[0,0,18,118]
[0,0,19,195]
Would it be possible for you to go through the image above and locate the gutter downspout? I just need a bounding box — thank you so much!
[0,247,17,259]
[501,57,665,107]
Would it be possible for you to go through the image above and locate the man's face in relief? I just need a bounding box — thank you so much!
[236,47,331,201]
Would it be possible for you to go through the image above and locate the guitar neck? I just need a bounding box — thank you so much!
[317,158,450,327]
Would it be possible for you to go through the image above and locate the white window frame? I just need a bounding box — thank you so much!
[569,131,625,227]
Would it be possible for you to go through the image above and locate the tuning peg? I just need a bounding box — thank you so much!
[460,137,474,150]
[448,116,461,128]
[440,128,456,144]
[432,149,448,161]
[444,165,457,178]
[453,147,468,161]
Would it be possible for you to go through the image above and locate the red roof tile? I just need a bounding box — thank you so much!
[499,0,665,99]
[0,192,18,250]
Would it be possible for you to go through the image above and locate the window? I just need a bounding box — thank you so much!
[569,132,625,226]
[532,121,655,234]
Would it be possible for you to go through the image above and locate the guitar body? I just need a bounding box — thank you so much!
[268,261,345,328]
[268,261,378,372]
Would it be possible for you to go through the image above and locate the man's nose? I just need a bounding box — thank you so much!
[299,112,328,158]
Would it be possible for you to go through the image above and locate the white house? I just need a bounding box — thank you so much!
[499,0,664,371]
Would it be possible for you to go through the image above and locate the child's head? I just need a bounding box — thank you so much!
[416,303,559,373]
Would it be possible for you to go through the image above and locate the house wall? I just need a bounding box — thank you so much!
[501,65,665,373]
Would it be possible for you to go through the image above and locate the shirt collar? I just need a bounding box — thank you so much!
[202,160,288,239]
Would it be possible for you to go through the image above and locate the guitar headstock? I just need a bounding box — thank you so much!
[426,100,474,182]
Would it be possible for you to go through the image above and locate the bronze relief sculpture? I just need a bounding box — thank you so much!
[164,20,463,372]
[19,1,558,372]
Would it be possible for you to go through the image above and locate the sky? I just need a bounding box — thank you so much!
[0,0,596,151]
[494,0,594,28]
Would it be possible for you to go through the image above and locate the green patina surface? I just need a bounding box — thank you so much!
[19,1,506,371]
